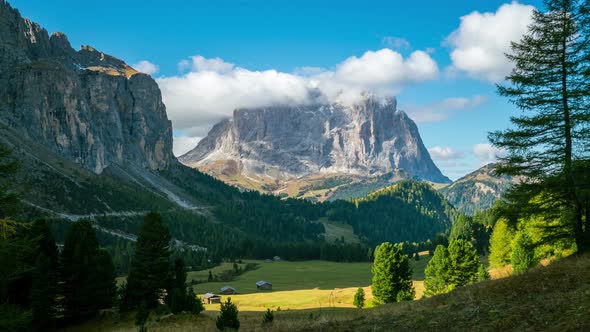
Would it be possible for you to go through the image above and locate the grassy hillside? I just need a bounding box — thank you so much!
[60,254,589,331]
[278,254,590,331]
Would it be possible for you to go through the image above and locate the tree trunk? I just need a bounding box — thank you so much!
[573,200,588,253]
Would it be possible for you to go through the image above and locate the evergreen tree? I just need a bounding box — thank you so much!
[478,264,490,281]
[187,287,204,315]
[447,240,481,287]
[353,287,365,308]
[26,219,60,321]
[123,212,171,310]
[371,242,414,304]
[424,245,452,297]
[216,297,240,331]
[489,218,515,267]
[449,215,474,242]
[167,258,189,314]
[61,220,115,321]
[30,254,57,330]
[511,232,536,274]
[135,302,149,332]
[29,220,60,327]
[0,143,20,226]
[490,0,590,252]
[0,143,32,330]
[95,249,117,310]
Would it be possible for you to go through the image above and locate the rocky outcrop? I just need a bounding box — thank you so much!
[439,163,519,215]
[181,96,451,183]
[0,0,173,174]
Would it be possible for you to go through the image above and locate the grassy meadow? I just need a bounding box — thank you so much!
[187,256,431,312]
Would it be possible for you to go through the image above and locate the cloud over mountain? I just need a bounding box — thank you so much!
[157,48,439,139]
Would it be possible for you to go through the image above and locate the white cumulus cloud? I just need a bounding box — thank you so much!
[158,48,439,143]
[446,1,535,82]
[403,95,488,123]
[472,143,506,163]
[173,135,202,157]
[132,60,159,76]
[428,146,464,160]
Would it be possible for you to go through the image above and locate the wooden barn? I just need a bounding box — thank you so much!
[220,286,237,295]
[256,280,272,290]
[203,293,221,304]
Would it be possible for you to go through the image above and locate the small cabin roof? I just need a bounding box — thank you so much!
[256,280,272,286]
[203,293,220,299]
[220,286,236,291]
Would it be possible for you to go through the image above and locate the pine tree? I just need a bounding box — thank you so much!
[353,287,365,308]
[489,218,516,267]
[0,143,32,330]
[511,232,536,274]
[216,297,240,331]
[95,249,117,310]
[424,245,452,297]
[123,212,171,310]
[478,264,490,281]
[0,143,20,226]
[167,258,189,313]
[447,240,481,287]
[28,219,60,325]
[449,215,474,242]
[30,254,57,330]
[490,0,590,252]
[61,220,115,321]
[187,287,204,315]
[371,242,414,304]
[135,302,149,332]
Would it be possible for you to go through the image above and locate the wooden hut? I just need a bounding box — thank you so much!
[256,280,273,290]
[220,286,237,295]
[203,293,221,304]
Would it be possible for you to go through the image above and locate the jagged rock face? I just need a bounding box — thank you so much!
[181,97,451,183]
[0,0,173,174]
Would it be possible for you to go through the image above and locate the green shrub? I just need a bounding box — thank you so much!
[353,288,365,308]
[511,232,536,274]
[262,308,274,324]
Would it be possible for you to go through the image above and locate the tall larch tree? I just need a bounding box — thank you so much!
[490,0,590,252]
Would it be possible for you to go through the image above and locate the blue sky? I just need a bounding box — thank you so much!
[10,0,544,179]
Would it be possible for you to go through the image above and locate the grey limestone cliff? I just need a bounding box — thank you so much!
[181,96,451,183]
[0,0,173,174]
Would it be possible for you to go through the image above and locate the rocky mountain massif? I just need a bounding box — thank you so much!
[180,97,451,200]
[0,0,173,174]
[439,163,519,215]
[0,0,205,214]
